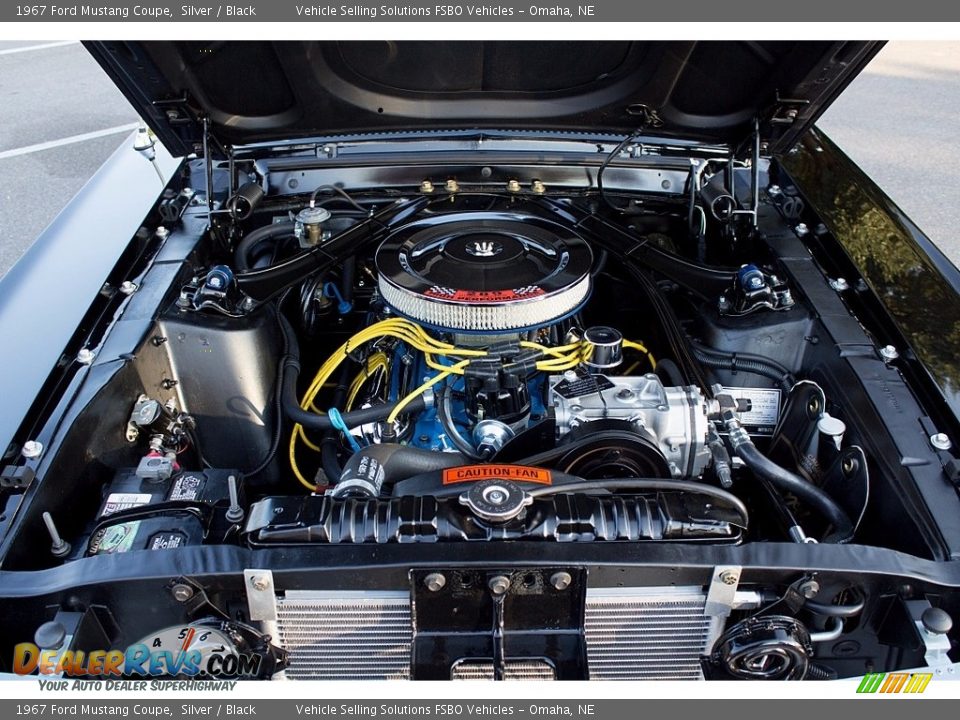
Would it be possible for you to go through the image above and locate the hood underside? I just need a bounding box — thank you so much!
[84,40,883,157]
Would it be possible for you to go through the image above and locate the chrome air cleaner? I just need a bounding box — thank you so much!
[375,212,593,332]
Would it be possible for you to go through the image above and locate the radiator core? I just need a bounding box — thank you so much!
[275,587,722,680]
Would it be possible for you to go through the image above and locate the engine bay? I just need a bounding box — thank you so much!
[6,176,923,557]
[3,142,959,680]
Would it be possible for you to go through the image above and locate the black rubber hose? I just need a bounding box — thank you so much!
[277,314,427,432]
[437,385,486,461]
[691,340,794,377]
[234,221,296,271]
[691,345,794,392]
[734,441,853,543]
[338,444,466,489]
[654,358,685,386]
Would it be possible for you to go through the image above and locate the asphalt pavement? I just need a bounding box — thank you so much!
[0,41,138,277]
[0,40,958,279]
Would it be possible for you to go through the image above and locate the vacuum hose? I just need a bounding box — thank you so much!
[691,341,795,392]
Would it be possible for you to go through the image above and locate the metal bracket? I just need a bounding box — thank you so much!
[905,599,952,667]
[243,569,278,622]
[410,568,587,680]
[167,577,230,621]
[705,565,742,617]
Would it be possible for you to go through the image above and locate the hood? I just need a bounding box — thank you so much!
[84,40,883,158]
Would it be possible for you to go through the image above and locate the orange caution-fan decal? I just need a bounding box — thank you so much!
[442,464,553,485]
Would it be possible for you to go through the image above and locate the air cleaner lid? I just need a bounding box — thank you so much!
[376,212,593,332]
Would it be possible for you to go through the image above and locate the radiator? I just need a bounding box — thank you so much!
[275,586,721,680]
[584,587,720,680]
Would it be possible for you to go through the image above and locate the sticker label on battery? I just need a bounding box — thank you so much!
[442,464,553,485]
[721,386,782,434]
[101,493,152,517]
[168,473,205,501]
[88,521,141,555]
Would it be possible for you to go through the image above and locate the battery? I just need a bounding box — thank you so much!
[87,513,205,555]
[87,468,242,556]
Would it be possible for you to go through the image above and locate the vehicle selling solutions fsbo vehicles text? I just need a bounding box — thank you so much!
[294,5,595,18]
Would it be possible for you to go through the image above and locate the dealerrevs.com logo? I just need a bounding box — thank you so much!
[13,625,261,678]
[856,672,934,694]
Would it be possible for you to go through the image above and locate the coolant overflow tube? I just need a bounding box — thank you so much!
[409,568,588,680]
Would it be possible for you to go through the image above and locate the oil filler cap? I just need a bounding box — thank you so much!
[459,479,532,523]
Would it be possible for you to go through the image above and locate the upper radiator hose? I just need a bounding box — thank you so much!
[333,444,466,498]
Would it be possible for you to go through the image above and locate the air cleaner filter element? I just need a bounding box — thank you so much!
[376,212,593,332]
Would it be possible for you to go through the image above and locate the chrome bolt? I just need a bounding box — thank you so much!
[21,440,43,459]
[77,348,96,365]
[798,579,820,599]
[829,277,849,292]
[250,575,270,592]
[506,179,521,193]
[879,345,899,362]
[488,575,511,595]
[445,179,460,193]
[419,180,434,193]
[767,184,782,196]
[931,433,953,451]
[171,583,195,602]
[120,281,138,295]
[720,570,739,585]
[155,226,169,239]
[550,572,572,591]
[795,223,809,237]
[531,179,546,194]
[424,573,447,592]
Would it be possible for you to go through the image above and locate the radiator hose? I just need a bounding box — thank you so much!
[724,414,853,543]
[333,444,466,498]
[234,222,297,271]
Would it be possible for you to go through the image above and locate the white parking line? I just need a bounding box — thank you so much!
[0,123,140,160]
[0,41,80,56]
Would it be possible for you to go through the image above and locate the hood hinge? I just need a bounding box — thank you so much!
[769,91,812,126]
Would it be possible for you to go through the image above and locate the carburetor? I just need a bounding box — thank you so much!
[548,372,712,478]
